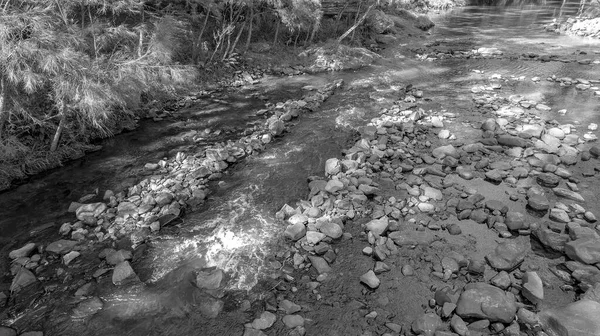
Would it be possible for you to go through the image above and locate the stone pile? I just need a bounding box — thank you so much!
[262,85,600,335]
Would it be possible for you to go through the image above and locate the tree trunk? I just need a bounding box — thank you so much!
[195,5,211,64]
[0,77,8,139]
[273,18,280,45]
[50,103,67,152]
[224,19,246,60]
[244,6,254,53]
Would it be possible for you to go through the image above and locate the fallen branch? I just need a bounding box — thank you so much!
[337,3,374,43]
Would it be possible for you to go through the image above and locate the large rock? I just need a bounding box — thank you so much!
[0,327,17,336]
[539,300,600,336]
[325,158,341,176]
[72,297,104,318]
[432,145,457,159]
[76,202,107,221]
[497,135,529,148]
[565,238,600,264]
[112,261,138,285]
[522,271,544,305]
[411,313,442,336]
[360,270,380,289]
[366,217,388,236]
[553,188,585,202]
[284,223,306,241]
[195,268,224,290]
[533,228,569,252]
[9,243,36,259]
[455,283,517,323]
[486,240,527,271]
[252,311,277,330]
[366,9,395,34]
[307,256,332,274]
[505,212,526,231]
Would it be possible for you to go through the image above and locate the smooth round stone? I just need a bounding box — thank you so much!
[543,164,558,173]
[438,129,451,139]
[505,212,527,230]
[547,127,565,139]
[447,224,462,235]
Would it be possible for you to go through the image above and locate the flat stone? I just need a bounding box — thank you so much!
[389,230,437,246]
[306,231,326,244]
[565,238,600,265]
[432,145,457,159]
[105,249,133,265]
[280,300,302,314]
[539,300,600,336]
[360,270,380,289]
[486,240,527,271]
[46,240,78,255]
[325,179,344,193]
[497,135,529,148]
[455,282,517,323]
[533,228,569,252]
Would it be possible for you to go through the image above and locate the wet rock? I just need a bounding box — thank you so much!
[565,237,600,264]
[195,268,224,290]
[9,243,36,259]
[522,271,544,305]
[307,256,332,274]
[505,212,526,231]
[282,315,305,328]
[112,261,138,285]
[252,311,277,330]
[46,240,78,255]
[284,223,306,241]
[76,202,107,222]
[553,188,585,202]
[325,158,341,176]
[539,300,600,336]
[10,267,37,293]
[412,313,442,336]
[486,240,527,271]
[537,173,560,188]
[360,270,380,289]
[549,208,570,223]
[455,283,517,323]
[72,297,104,318]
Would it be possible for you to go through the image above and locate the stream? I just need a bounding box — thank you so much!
[1,0,600,335]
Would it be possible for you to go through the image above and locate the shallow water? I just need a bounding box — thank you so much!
[2,1,600,335]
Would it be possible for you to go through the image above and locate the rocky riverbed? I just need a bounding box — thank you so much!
[3,2,600,336]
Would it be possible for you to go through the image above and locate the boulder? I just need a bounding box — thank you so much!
[76,202,107,222]
[455,283,517,323]
[46,240,78,255]
[521,271,544,305]
[539,300,600,336]
[284,223,306,241]
[565,238,600,264]
[10,267,37,293]
[252,311,277,330]
[112,261,138,285]
[505,212,526,231]
[412,313,442,336]
[366,217,389,236]
[360,270,380,289]
[9,243,36,259]
[307,256,332,274]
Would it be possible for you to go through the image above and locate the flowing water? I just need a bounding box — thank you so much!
[1,0,600,335]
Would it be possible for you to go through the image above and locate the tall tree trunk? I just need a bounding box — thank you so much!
[50,103,67,152]
[195,5,211,63]
[0,77,8,139]
[273,18,280,45]
[244,6,254,53]
[338,4,374,43]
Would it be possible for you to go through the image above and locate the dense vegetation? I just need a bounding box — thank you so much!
[0,0,455,189]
